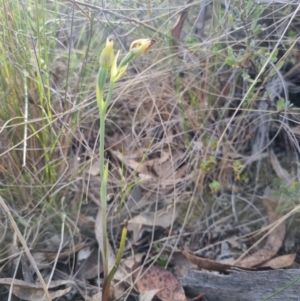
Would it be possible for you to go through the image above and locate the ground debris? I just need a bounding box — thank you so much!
[134,265,187,301]
[181,269,300,301]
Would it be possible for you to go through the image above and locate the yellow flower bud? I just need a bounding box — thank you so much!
[129,39,156,56]
[99,37,114,68]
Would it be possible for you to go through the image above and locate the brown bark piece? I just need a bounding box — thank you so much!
[181,269,300,301]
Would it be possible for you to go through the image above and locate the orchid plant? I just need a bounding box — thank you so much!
[96,37,155,301]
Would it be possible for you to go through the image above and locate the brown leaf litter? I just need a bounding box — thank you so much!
[234,198,286,268]
[181,196,294,272]
[134,265,187,301]
[0,278,73,301]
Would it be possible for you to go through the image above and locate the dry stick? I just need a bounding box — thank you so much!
[0,196,52,301]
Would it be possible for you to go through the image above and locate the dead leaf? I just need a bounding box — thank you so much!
[234,199,286,268]
[0,278,72,301]
[77,286,103,301]
[84,160,100,176]
[112,149,170,180]
[155,150,187,189]
[181,250,234,273]
[76,246,99,279]
[134,265,186,301]
[139,289,161,301]
[171,0,194,56]
[91,291,102,301]
[260,253,296,269]
[181,250,256,273]
[123,254,144,271]
[112,148,187,188]
[32,241,93,262]
[171,252,198,278]
[128,205,177,242]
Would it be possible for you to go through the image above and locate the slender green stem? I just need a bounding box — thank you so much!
[99,109,106,184]
[96,65,109,279]
[98,97,108,279]
[97,76,115,281]
[97,74,120,296]
[102,224,128,301]
[119,52,134,69]
[104,81,115,111]
[100,161,108,278]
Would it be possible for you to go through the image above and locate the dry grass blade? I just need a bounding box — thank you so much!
[0,196,51,301]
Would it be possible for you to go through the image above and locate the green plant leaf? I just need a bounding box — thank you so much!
[276,98,285,111]
[225,57,236,67]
